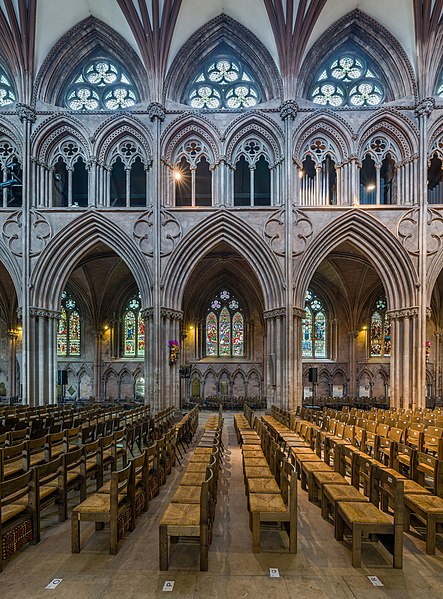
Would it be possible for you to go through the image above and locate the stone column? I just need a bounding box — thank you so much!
[280,100,297,410]
[93,328,103,400]
[434,331,442,403]
[348,331,359,396]
[17,103,36,405]
[161,308,183,409]
[263,308,286,408]
[292,307,305,410]
[7,329,18,397]
[141,307,154,409]
[415,98,435,408]
[29,307,60,405]
[388,307,419,409]
[147,102,166,413]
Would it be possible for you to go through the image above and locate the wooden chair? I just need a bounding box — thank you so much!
[248,459,297,553]
[403,490,443,554]
[0,469,35,572]
[335,465,404,568]
[27,455,64,543]
[71,462,132,555]
[159,466,213,571]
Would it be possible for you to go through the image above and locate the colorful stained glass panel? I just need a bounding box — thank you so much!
[371,311,382,356]
[69,311,80,355]
[125,311,136,357]
[232,312,244,356]
[302,307,313,357]
[138,311,145,355]
[219,307,231,356]
[57,307,68,356]
[206,312,217,356]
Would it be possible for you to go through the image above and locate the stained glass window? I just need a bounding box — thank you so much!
[123,293,144,357]
[310,52,385,108]
[57,290,80,357]
[65,59,138,111]
[187,57,259,110]
[205,290,244,357]
[302,290,327,358]
[370,296,390,357]
[0,68,15,106]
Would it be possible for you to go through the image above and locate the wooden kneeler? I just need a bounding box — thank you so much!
[159,467,213,571]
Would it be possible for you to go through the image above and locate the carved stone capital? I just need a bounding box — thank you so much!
[387,307,419,320]
[414,97,435,119]
[161,308,184,321]
[279,100,298,121]
[263,307,286,320]
[147,102,166,122]
[16,103,37,123]
[141,307,153,320]
[293,307,306,319]
[30,307,61,319]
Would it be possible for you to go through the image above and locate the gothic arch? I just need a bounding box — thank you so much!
[224,114,283,167]
[426,244,443,304]
[31,114,92,165]
[293,113,353,165]
[162,210,283,310]
[94,116,153,165]
[298,9,417,103]
[30,211,152,310]
[0,242,21,302]
[0,117,22,152]
[164,14,282,105]
[161,115,220,166]
[356,111,418,161]
[33,16,149,106]
[294,210,417,311]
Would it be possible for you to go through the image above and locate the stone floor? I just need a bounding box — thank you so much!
[2,413,443,598]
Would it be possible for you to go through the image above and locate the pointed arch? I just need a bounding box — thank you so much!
[356,110,419,161]
[94,115,153,165]
[162,211,283,310]
[294,210,417,311]
[30,211,152,310]
[298,10,417,102]
[224,113,283,166]
[164,14,282,105]
[31,114,92,165]
[0,239,21,298]
[33,16,149,106]
[293,112,353,164]
[161,115,220,166]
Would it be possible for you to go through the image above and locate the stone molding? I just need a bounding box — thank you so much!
[30,307,61,319]
[263,307,286,319]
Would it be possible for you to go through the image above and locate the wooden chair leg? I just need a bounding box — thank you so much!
[71,514,80,553]
[334,510,344,541]
[252,512,261,553]
[159,524,169,571]
[200,523,208,571]
[289,509,297,554]
[321,494,329,520]
[351,525,362,568]
[393,528,403,568]
[426,515,437,555]
[110,520,118,555]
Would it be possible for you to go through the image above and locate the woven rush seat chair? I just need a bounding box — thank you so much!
[403,492,443,554]
[159,466,213,571]
[71,462,132,555]
[248,459,297,554]
[0,470,35,572]
[335,466,404,568]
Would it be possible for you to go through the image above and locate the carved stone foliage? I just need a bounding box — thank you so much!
[2,210,52,257]
[133,208,182,256]
[263,208,313,257]
[398,208,443,256]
